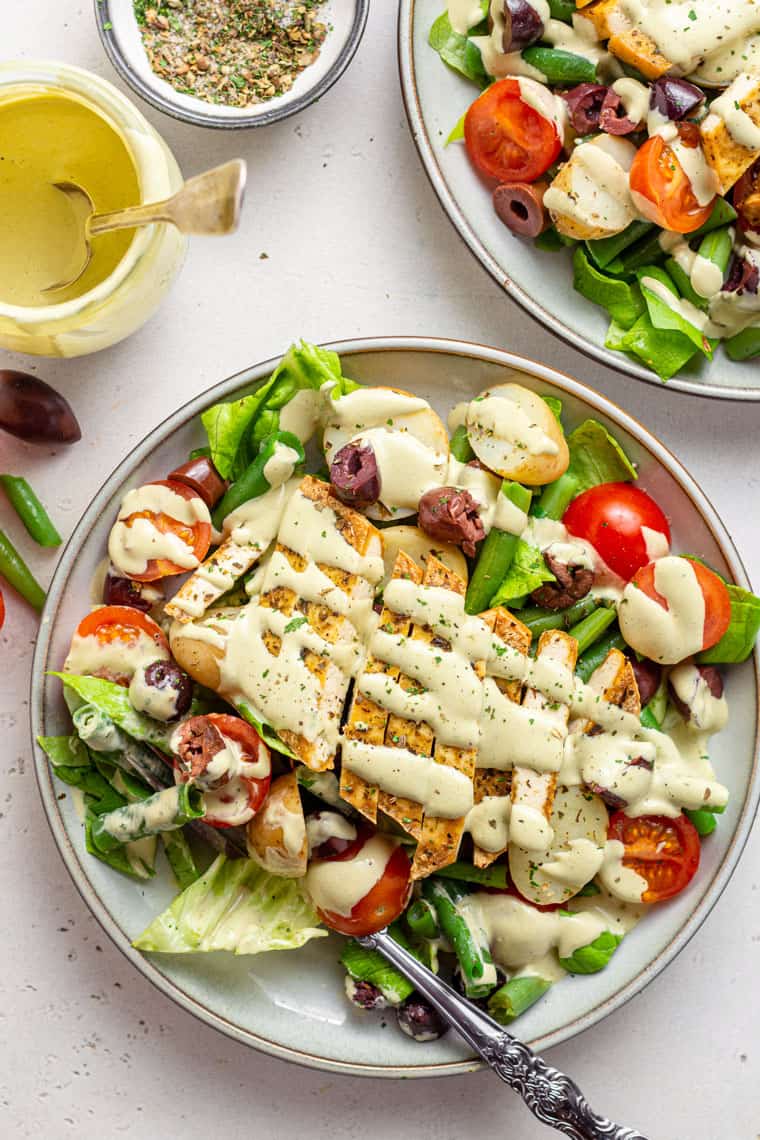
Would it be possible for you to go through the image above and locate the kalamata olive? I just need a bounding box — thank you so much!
[345,977,388,1011]
[130,660,192,722]
[396,994,449,1042]
[587,782,628,811]
[417,486,485,558]
[723,253,758,295]
[631,658,662,707]
[599,90,640,136]
[669,664,724,723]
[330,441,381,507]
[561,83,608,134]
[500,0,544,51]
[650,77,705,121]
[103,572,162,613]
[493,181,549,237]
[0,370,81,445]
[167,456,228,508]
[309,812,365,860]
[530,552,594,610]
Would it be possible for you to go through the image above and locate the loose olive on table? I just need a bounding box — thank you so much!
[0,370,81,445]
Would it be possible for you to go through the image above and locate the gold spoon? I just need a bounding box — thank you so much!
[45,159,247,293]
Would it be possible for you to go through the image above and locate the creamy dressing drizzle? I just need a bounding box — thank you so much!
[446,456,528,536]
[341,738,474,819]
[108,483,210,578]
[618,555,705,664]
[466,389,560,465]
[64,626,169,678]
[704,73,760,150]
[263,443,301,488]
[544,137,638,235]
[617,1,760,79]
[304,834,397,916]
[464,795,511,852]
[102,785,184,842]
[306,812,357,856]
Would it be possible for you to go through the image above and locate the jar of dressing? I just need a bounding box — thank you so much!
[0,61,186,357]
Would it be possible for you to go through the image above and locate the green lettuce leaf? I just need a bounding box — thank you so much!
[697,584,760,664]
[341,935,414,1005]
[489,539,555,605]
[429,10,489,85]
[566,419,637,490]
[133,854,326,955]
[236,700,297,760]
[37,733,90,768]
[201,340,357,480]
[558,929,622,974]
[52,674,174,752]
[636,265,716,359]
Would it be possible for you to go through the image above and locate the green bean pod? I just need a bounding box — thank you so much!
[422,879,496,998]
[465,482,532,614]
[521,595,598,638]
[0,475,61,547]
[568,604,617,655]
[521,46,596,84]
[488,976,552,1024]
[212,429,305,528]
[405,897,439,940]
[0,527,46,611]
[575,627,626,681]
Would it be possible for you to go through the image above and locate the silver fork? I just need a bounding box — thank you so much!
[357,929,648,1140]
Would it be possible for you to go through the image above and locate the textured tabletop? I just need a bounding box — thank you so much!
[2,4,759,1138]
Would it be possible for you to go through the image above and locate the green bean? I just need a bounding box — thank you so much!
[586,221,653,270]
[422,879,495,997]
[568,604,617,655]
[0,527,46,611]
[575,628,625,681]
[725,326,760,361]
[684,807,718,836]
[405,898,439,940]
[488,976,552,1024]
[520,595,598,638]
[548,0,576,21]
[432,860,508,888]
[465,482,532,614]
[449,424,474,463]
[212,429,305,528]
[0,475,61,547]
[532,472,581,520]
[521,46,596,84]
[341,930,415,1005]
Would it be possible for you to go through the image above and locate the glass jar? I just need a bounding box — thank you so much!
[0,60,186,358]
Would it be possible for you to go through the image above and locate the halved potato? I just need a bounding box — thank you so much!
[246,771,308,877]
[465,383,569,485]
[545,136,638,241]
[509,785,608,906]
[379,524,468,589]
[169,618,227,691]
[322,386,449,521]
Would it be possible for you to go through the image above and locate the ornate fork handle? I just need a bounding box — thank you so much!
[358,930,648,1140]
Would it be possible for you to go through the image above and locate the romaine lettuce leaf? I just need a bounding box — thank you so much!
[52,673,174,752]
[489,539,555,606]
[698,584,760,664]
[201,340,358,479]
[133,854,326,955]
[558,929,622,974]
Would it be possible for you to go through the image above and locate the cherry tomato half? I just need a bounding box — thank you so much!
[464,78,562,184]
[631,558,731,653]
[309,834,412,936]
[112,479,212,583]
[563,482,671,582]
[173,713,271,828]
[608,812,700,903]
[70,605,170,683]
[629,124,715,234]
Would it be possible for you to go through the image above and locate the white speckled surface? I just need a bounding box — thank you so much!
[2,3,759,1138]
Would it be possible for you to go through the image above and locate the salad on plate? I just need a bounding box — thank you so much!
[430,0,760,380]
[39,340,760,1042]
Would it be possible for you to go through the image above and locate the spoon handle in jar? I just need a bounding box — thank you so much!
[357,930,649,1140]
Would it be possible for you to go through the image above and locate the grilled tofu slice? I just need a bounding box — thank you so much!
[340,551,426,831]
[509,630,578,853]
[569,646,641,736]
[166,480,295,622]
[471,606,532,869]
[608,27,672,78]
[700,75,760,193]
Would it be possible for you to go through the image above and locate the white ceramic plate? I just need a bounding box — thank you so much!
[31,338,760,1076]
[398,1,760,401]
[95,0,369,129]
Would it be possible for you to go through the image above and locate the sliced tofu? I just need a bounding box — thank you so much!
[166,480,295,623]
[471,606,532,869]
[546,136,639,240]
[578,0,624,38]
[508,630,578,855]
[340,550,426,832]
[607,28,672,79]
[700,75,760,193]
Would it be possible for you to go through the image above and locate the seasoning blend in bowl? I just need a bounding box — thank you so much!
[96,0,370,129]
[0,61,186,358]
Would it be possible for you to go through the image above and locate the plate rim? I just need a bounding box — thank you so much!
[397,0,760,403]
[93,0,370,130]
[30,335,760,1078]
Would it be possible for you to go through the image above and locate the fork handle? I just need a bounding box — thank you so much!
[358,930,648,1140]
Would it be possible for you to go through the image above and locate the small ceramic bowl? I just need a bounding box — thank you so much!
[94,0,369,129]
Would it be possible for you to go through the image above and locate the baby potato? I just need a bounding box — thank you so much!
[466,382,569,485]
[379,524,468,589]
[169,621,225,691]
[246,771,308,877]
[546,136,638,241]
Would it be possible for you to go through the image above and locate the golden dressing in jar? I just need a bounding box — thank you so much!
[0,90,140,307]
